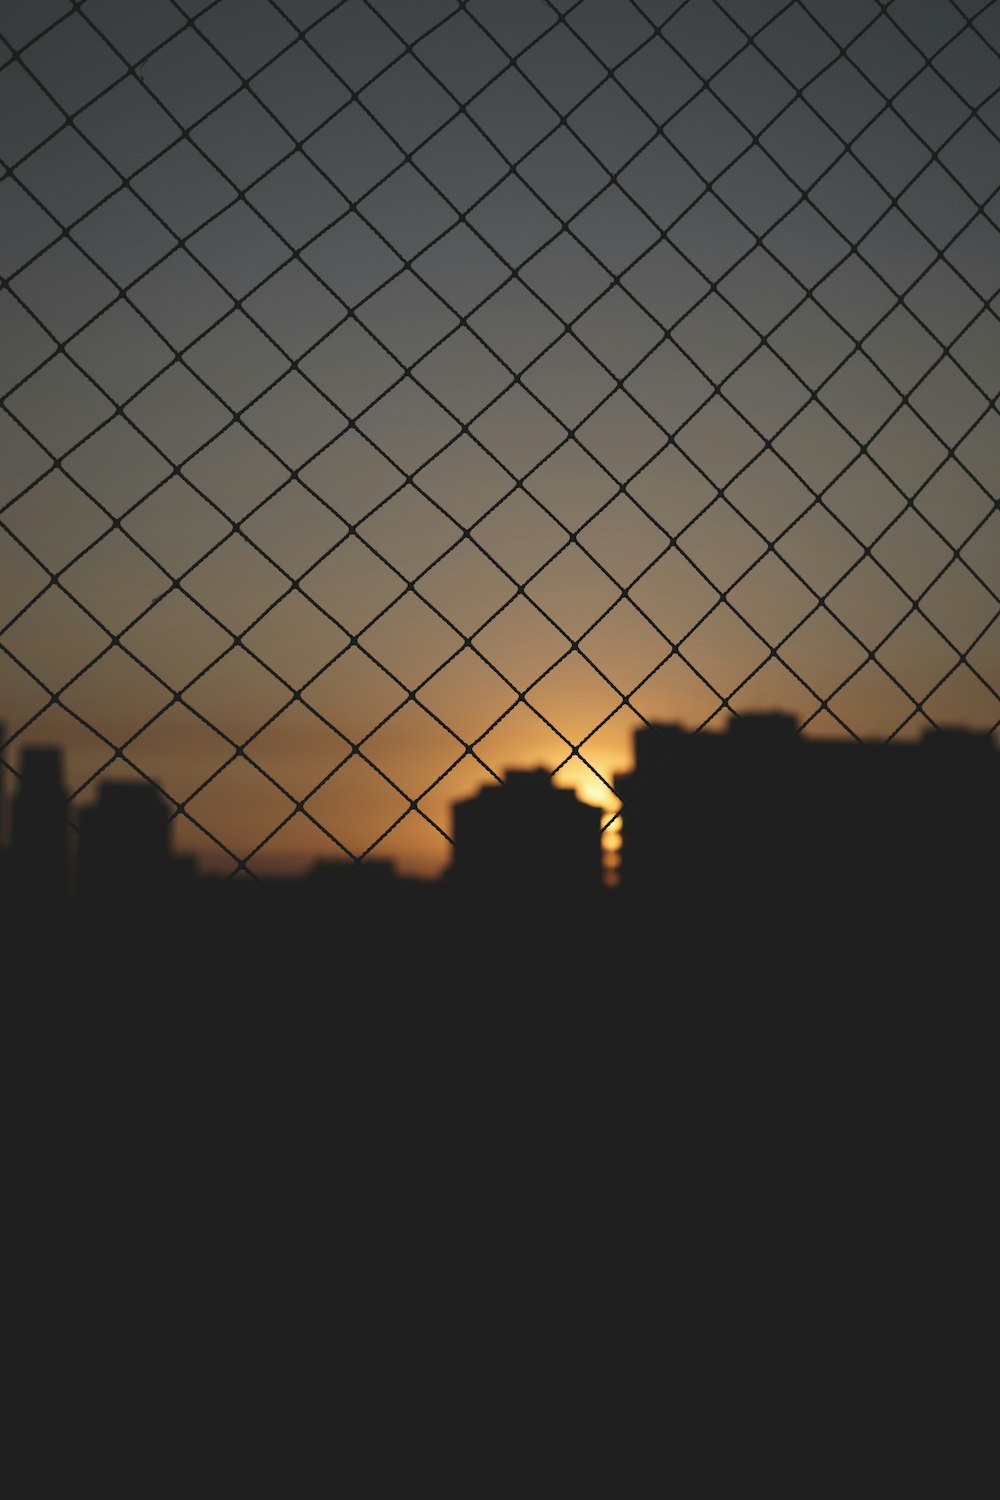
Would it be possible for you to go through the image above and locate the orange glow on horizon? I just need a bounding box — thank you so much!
[8,674,994,885]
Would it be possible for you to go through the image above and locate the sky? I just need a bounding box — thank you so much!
[1,0,999,877]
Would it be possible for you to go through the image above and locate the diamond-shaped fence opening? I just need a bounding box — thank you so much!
[2,0,999,893]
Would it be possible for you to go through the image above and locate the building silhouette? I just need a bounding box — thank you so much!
[10,744,69,917]
[613,713,1000,1160]
[0,718,6,848]
[615,714,999,927]
[451,768,603,926]
[78,781,172,900]
[0,720,7,903]
[77,780,183,970]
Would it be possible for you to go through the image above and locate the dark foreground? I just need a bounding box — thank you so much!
[3,879,998,1496]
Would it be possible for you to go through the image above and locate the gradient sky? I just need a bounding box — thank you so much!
[2,0,999,876]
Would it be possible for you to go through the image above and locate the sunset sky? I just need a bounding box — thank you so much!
[2,0,999,876]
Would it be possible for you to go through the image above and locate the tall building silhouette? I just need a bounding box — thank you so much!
[0,721,8,911]
[10,745,69,914]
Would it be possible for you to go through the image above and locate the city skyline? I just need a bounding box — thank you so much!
[2,706,996,888]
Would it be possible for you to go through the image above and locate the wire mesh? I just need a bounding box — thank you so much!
[2,0,999,881]
[4,3,1000,1488]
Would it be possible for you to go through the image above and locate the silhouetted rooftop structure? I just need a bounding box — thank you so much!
[616,715,1000,928]
[78,781,172,899]
[451,769,603,926]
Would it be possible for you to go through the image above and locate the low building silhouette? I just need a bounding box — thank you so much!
[78,780,172,901]
[78,781,179,969]
[451,768,603,925]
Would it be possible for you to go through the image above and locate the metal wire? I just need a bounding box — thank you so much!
[2,0,998,879]
[3,3,999,1486]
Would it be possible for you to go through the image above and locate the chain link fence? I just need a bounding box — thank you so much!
[2,0,998,880]
[3,1,1000,1488]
